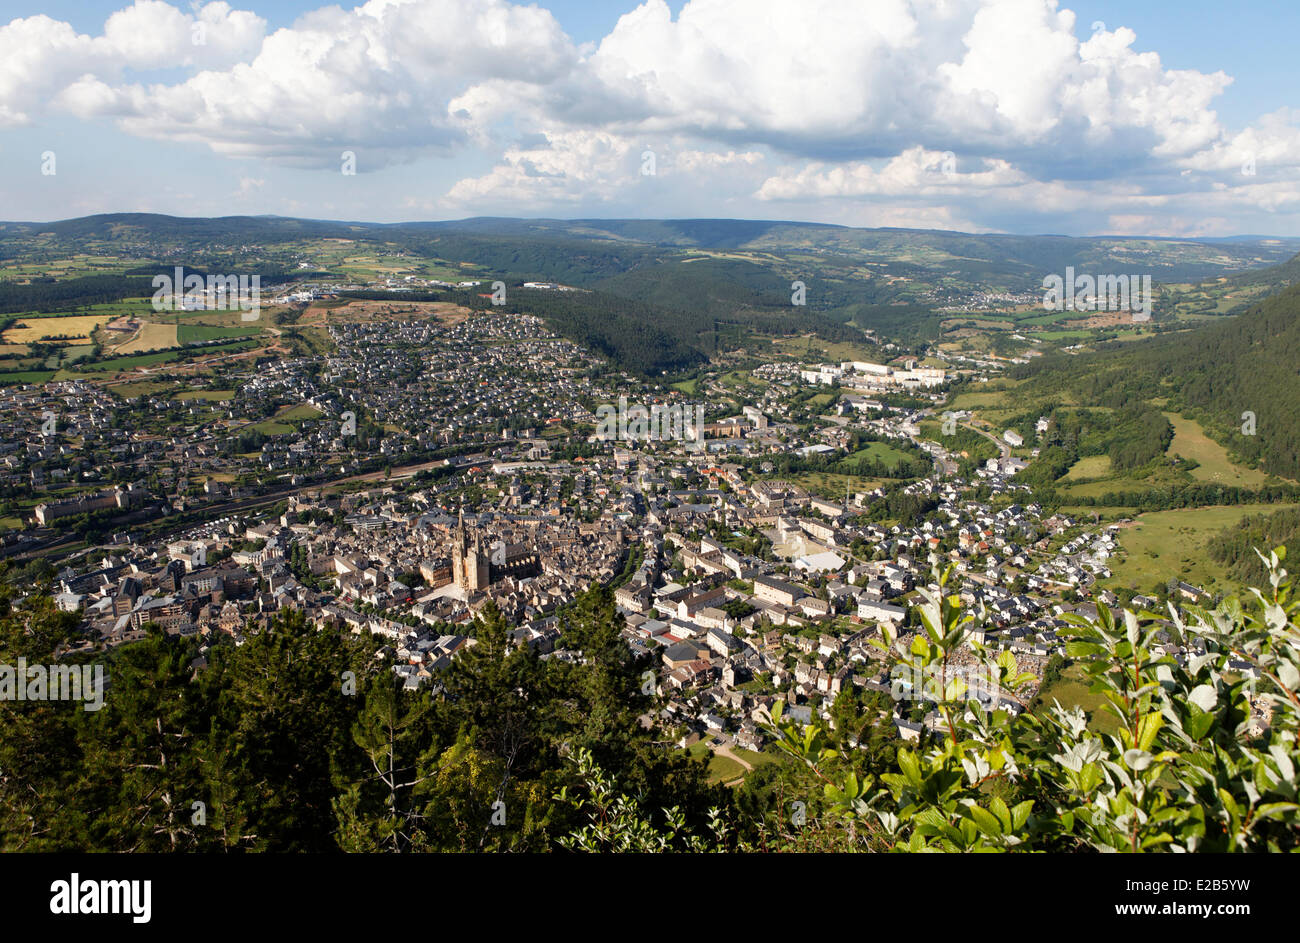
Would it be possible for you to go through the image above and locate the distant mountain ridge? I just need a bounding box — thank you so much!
[5,212,1300,379]
[4,212,1299,270]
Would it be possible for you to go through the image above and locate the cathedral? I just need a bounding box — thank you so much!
[451,511,489,593]
[451,510,541,594]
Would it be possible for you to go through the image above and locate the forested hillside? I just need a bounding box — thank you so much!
[1219,248,1300,293]
[0,275,155,314]
[1209,507,1300,585]
[1010,278,1300,478]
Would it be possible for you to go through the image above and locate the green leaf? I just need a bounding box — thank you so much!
[967,805,1003,838]
[1011,800,1035,830]
[1137,713,1163,753]
[1065,641,1105,659]
[898,750,922,787]
[1184,706,1215,741]
[989,796,1012,832]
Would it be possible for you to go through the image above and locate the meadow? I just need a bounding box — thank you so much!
[1163,412,1276,487]
[1105,503,1300,593]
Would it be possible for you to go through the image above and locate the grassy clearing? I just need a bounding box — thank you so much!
[730,747,779,768]
[58,345,97,365]
[111,381,175,398]
[848,441,915,466]
[1057,506,1139,520]
[1056,477,1162,500]
[248,402,323,436]
[769,334,883,364]
[1035,330,1099,342]
[720,369,763,389]
[684,742,745,784]
[250,420,294,436]
[1163,412,1274,488]
[1106,503,1300,593]
[63,349,183,372]
[945,384,1019,412]
[1062,455,1112,480]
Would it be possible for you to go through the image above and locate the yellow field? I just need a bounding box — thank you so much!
[768,334,882,363]
[1063,455,1112,480]
[3,315,110,345]
[1164,412,1274,487]
[177,390,236,401]
[115,322,179,354]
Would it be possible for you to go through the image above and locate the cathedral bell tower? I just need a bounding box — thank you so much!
[453,509,487,592]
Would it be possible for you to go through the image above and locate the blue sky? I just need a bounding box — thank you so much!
[2,0,1298,235]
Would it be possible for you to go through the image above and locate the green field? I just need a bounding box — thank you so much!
[1057,506,1139,520]
[769,335,884,364]
[2,298,155,320]
[1013,309,1089,327]
[1106,503,1300,593]
[0,370,57,385]
[848,441,915,466]
[249,420,295,436]
[719,369,763,389]
[685,742,745,784]
[1062,455,1112,480]
[1164,412,1275,487]
[1035,329,1100,341]
[945,383,1020,412]
[248,402,323,436]
[111,380,175,398]
[1056,479,1152,500]
[730,747,779,769]
[61,349,185,372]
[1055,460,1191,500]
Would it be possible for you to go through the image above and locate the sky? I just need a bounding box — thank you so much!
[2,0,1299,236]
